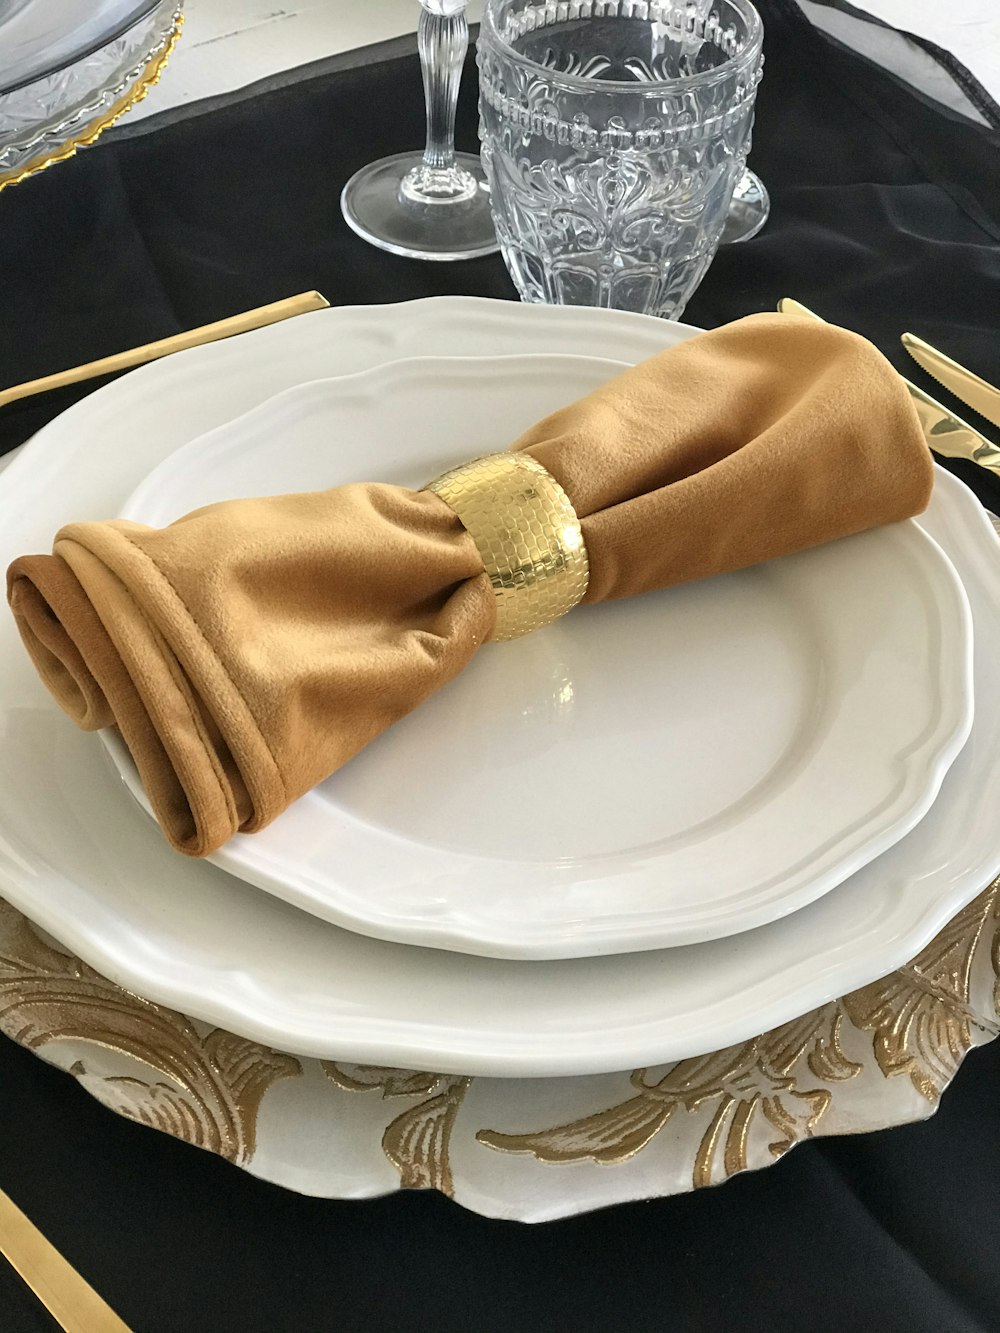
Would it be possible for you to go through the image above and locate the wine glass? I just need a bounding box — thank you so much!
[341,0,498,261]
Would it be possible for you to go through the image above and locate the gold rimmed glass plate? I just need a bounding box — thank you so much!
[0,0,182,192]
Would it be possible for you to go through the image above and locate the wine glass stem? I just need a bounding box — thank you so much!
[419,3,465,172]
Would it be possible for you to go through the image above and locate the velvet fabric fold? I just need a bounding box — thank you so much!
[7,314,934,856]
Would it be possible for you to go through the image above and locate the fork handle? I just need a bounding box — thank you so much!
[0,1189,132,1331]
[0,291,329,411]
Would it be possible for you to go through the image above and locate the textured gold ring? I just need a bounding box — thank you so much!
[424,452,589,641]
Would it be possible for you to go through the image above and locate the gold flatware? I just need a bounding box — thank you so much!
[775,296,828,323]
[0,1188,132,1332]
[0,291,330,411]
[777,298,1000,476]
[900,331,1000,431]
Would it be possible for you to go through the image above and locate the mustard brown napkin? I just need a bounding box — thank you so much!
[7,314,933,856]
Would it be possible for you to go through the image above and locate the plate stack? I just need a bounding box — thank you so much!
[1,298,998,1222]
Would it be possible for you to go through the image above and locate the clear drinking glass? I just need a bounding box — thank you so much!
[477,0,764,316]
[341,0,498,261]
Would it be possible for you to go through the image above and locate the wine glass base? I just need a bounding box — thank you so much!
[341,151,499,261]
[720,169,770,245]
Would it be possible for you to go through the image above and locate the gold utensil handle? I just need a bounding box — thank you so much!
[776,298,1000,476]
[0,1188,133,1332]
[0,291,330,410]
[776,296,821,321]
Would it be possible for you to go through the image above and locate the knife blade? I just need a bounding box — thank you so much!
[776,298,1000,476]
[900,332,1000,432]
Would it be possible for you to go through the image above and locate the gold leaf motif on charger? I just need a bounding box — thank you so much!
[0,900,301,1163]
[477,879,1000,1189]
[477,1008,852,1188]
[843,880,1000,1101]
[1,866,999,1202]
[323,1063,471,1194]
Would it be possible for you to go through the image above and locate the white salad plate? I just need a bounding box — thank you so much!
[114,353,973,959]
[0,297,997,1077]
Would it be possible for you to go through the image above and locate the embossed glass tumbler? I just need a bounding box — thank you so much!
[477,0,763,317]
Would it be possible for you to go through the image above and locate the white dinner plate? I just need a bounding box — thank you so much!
[0,297,997,1076]
[113,354,973,958]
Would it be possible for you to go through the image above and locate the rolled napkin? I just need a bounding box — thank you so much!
[7,314,933,856]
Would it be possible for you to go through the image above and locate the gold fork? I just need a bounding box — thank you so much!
[0,291,330,411]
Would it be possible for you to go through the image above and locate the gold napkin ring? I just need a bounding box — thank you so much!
[424,452,589,641]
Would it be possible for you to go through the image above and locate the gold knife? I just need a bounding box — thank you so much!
[777,298,1000,476]
[0,1188,132,1331]
[0,291,330,411]
[900,331,1000,431]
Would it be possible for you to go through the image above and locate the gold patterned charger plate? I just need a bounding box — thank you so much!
[2,867,998,1221]
[4,522,999,1220]
[0,295,997,1215]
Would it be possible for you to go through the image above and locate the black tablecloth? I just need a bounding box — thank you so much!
[1,2,999,1329]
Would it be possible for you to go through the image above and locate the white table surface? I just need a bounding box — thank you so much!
[130,0,482,123]
[129,0,997,125]
[857,0,999,102]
